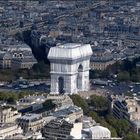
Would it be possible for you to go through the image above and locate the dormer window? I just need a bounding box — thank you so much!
[19,53,23,58]
[13,53,17,58]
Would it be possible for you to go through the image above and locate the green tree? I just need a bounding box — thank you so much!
[32,61,50,73]
[89,95,109,111]
[88,111,100,122]
[117,71,130,81]
[116,119,131,137]
[107,61,122,74]
[131,73,140,82]
[123,132,140,140]
[0,92,18,103]
[0,92,7,100]
[70,94,89,114]
[43,99,56,111]
[18,91,34,99]
[99,119,118,137]
[89,112,117,137]
[123,59,132,71]
[106,115,130,137]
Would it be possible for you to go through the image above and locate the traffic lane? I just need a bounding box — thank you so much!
[92,83,140,95]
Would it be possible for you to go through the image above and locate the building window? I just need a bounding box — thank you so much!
[136,107,138,112]
[19,53,23,58]
[14,53,17,58]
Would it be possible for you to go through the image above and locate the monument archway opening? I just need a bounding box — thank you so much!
[77,64,83,90]
[58,77,64,94]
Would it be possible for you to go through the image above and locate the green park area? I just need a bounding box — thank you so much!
[90,57,140,83]
[0,62,50,81]
[70,94,140,140]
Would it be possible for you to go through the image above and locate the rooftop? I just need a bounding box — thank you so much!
[45,118,73,129]
[19,113,42,122]
[52,105,82,118]
[57,43,81,49]
[48,43,93,60]
[90,126,111,135]
[0,123,17,130]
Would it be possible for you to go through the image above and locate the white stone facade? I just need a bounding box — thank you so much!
[0,123,23,139]
[0,107,21,123]
[48,43,93,95]
[17,114,43,133]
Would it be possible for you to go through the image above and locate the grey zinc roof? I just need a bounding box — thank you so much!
[13,57,37,63]
[0,52,12,60]
[91,55,113,62]
[52,105,82,118]
[48,43,93,60]
[19,113,42,122]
